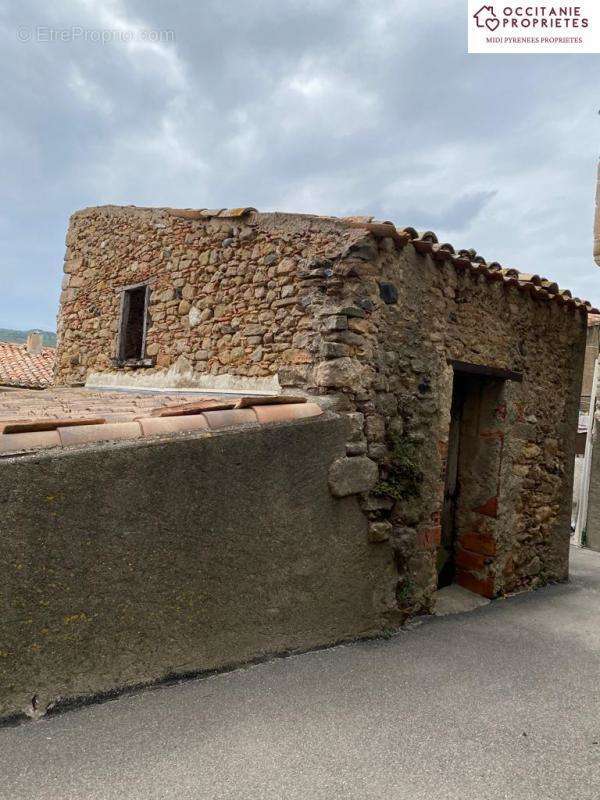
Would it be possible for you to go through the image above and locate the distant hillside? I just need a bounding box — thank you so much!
[0,328,57,347]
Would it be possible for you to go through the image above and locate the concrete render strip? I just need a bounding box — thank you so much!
[1,547,600,800]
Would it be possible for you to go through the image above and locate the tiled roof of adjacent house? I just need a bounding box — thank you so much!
[0,341,55,389]
[0,388,322,455]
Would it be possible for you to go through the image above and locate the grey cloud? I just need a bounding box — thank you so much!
[0,0,599,329]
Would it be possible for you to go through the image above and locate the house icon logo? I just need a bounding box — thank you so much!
[473,5,500,31]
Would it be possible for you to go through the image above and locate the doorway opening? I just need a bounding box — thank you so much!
[438,367,510,596]
[118,285,148,362]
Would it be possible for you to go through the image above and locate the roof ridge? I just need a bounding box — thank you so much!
[66,204,597,312]
[341,219,598,314]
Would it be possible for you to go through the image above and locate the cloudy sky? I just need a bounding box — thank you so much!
[1,0,599,330]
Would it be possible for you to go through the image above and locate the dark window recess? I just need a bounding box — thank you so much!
[119,286,148,361]
[378,282,398,305]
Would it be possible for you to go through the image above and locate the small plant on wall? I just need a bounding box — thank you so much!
[374,432,424,501]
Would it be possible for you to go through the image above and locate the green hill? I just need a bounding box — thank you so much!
[0,328,57,347]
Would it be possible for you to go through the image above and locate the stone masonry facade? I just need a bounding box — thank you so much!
[56,205,589,622]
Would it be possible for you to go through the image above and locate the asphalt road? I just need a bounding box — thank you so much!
[3,547,600,800]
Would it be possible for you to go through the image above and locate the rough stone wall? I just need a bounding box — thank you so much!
[307,238,586,615]
[56,207,368,389]
[0,414,394,720]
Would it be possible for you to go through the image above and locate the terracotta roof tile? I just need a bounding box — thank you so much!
[58,421,143,447]
[202,408,258,429]
[0,430,61,454]
[253,402,322,424]
[138,415,210,436]
[0,388,198,423]
[234,394,307,408]
[306,212,598,312]
[390,228,599,313]
[0,388,323,455]
[0,341,55,389]
[218,207,257,218]
[149,398,236,417]
[1,417,105,434]
[147,394,307,417]
[167,207,256,221]
[312,211,600,313]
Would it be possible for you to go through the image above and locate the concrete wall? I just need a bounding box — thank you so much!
[0,414,395,720]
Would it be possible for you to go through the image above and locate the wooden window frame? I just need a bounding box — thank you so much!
[116,282,150,366]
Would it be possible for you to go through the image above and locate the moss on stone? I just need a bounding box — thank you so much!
[373,432,423,502]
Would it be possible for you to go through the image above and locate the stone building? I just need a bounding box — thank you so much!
[55,205,595,614]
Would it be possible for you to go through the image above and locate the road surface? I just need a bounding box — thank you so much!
[2,547,600,799]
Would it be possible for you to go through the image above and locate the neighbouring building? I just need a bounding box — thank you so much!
[571,153,600,540]
[594,160,600,268]
[570,315,599,526]
[578,315,600,549]
[582,409,600,551]
[581,314,600,413]
[0,332,55,390]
